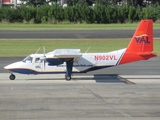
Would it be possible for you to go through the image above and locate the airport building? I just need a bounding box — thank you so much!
[1,0,21,6]
[0,0,67,7]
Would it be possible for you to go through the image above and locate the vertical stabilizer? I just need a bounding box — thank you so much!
[119,20,157,65]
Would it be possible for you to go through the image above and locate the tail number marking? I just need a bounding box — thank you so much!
[94,55,117,61]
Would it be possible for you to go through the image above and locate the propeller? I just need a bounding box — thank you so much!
[35,47,41,54]
[43,46,46,70]
[40,46,46,70]
[43,46,45,57]
[40,46,46,60]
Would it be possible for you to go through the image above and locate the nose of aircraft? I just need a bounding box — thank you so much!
[4,62,22,70]
[4,64,13,70]
[4,66,7,69]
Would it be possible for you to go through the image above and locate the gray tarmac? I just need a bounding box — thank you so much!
[0,57,160,119]
[0,73,160,120]
[0,30,160,39]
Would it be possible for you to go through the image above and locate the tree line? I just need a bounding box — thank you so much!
[0,3,160,24]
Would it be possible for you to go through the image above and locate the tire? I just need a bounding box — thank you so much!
[9,74,16,80]
[65,75,71,81]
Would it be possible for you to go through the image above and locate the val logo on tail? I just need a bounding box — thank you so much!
[4,20,157,81]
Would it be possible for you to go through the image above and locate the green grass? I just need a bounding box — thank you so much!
[0,23,160,30]
[0,39,159,57]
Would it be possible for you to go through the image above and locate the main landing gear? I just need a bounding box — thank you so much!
[65,74,71,81]
[9,74,16,80]
[65,59,73,81]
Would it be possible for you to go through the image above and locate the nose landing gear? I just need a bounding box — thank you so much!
[9,74,16,80]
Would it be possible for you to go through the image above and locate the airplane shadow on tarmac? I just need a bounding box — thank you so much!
[28,74,133,84]
[71,74,121,83]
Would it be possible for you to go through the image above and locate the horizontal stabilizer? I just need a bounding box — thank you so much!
[137,52,157,56]
[137,52,157,60]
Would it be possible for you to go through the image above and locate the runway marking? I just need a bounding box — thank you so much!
[117,76,135,84]
[120,75,160,84]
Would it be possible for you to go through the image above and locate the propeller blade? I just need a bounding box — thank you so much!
[35,47,41,54]
[43,60,45,70]
[43,46,46,57]
[43,46,46,70]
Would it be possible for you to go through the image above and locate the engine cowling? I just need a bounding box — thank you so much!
[46,58,64,66]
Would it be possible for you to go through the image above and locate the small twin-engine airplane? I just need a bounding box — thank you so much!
[4,20,157,81]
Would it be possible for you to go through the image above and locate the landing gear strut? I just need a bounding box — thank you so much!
[9,74,16,80]
[65,59,73,81]
[65,74,71,81]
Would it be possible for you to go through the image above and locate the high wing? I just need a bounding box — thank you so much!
[45,49,82,80]
[47,49,82,58]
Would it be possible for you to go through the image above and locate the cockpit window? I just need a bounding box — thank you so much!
[22,56,33,63]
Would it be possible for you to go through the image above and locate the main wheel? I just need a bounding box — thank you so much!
[9,74,16,80]
[65,75,71,81]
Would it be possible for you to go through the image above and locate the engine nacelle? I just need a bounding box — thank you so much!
[46,58,64,66]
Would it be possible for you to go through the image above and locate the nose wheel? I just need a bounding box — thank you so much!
[9,74,16,80]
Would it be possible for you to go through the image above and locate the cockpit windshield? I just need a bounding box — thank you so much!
[22,56,33,63]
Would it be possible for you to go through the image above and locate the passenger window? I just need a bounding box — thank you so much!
[35,58,42,63]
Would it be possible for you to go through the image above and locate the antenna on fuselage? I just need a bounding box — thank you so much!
[85,46,90,53]
[35,47,41,54]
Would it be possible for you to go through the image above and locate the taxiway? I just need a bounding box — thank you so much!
[0,73,160,120]
[0,30,160,39]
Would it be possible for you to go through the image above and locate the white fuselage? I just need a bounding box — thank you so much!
[4,49,126,74]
